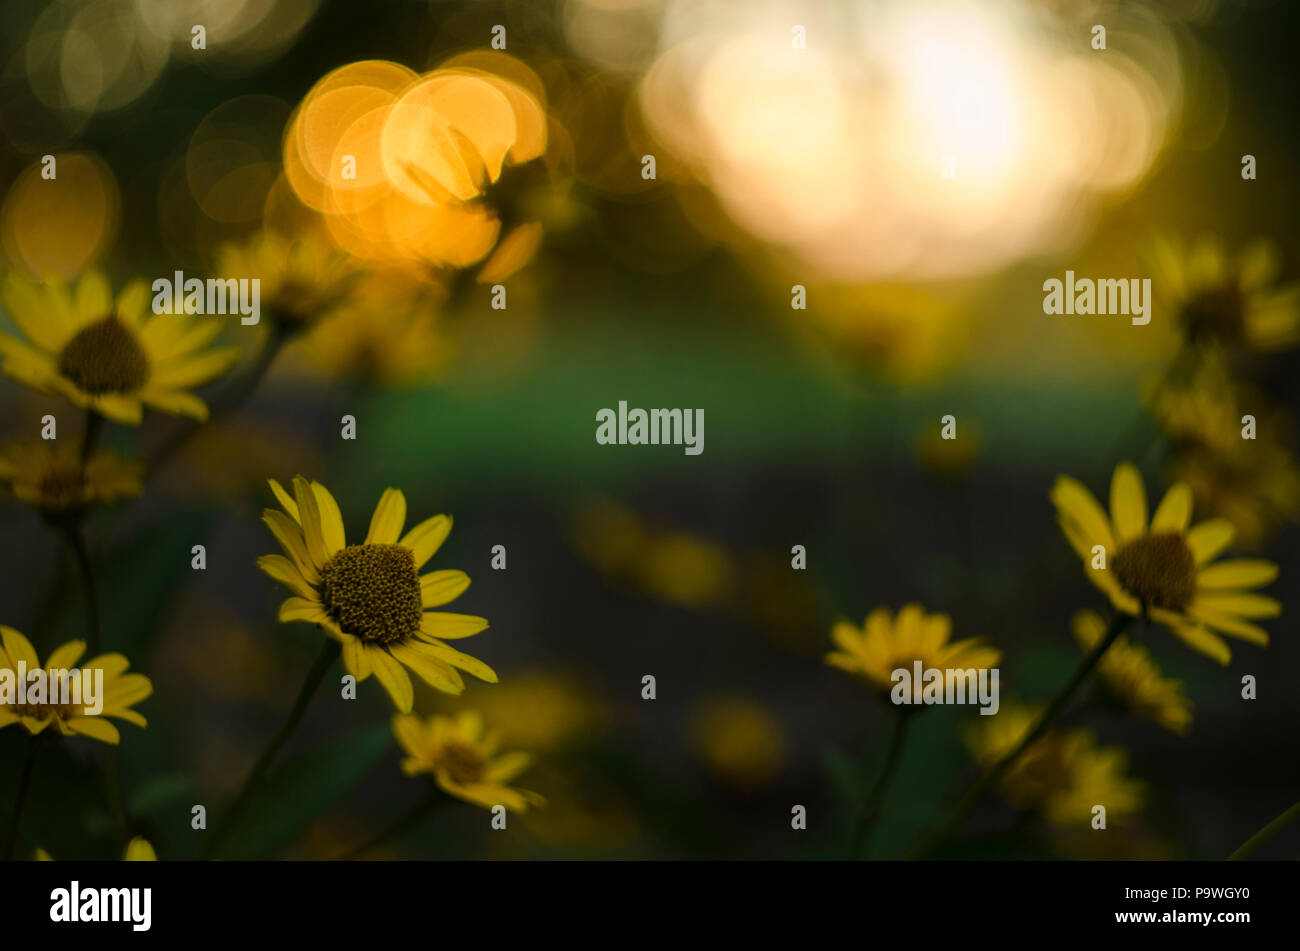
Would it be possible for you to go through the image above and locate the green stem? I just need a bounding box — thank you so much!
[909,610,1131,859]
[4,735,39,860]
[80,411,104,463]
[334,788,445,861]
[1228,798,1300,861]
[98,750,131,850]
[851,709,911,859]
[64,526,101,658]
[203,640,338,859]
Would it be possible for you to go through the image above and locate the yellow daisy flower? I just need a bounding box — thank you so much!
[825,604,1000,699]
[257,477,496,712]
[965,702,1144,827]
[393,710,544,813]
[1072,610,1192,735]
[0,270,239,424]
[0,440,141,513]
[1148,234,1300,351]
[215,233,357,331]
[1051,462,1281,665]
[0,627,152,744]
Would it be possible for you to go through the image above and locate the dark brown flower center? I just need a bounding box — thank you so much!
[438,742,486,785]
[1113,532,1197,612]
[57,315,150,394]
[37,467,88,511]
[319,543,423,643]
[1181,286,1245,343]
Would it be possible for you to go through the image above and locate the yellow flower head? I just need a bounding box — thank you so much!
[965,702,1144,827]
[0,270,239,424]
[216,233,357,331]
[825,604,1000,699]
[0,627,152,744]
[1051,462,1281,665]
[0,440,141,514]
[393,710,544,813]
[690,696,785,791]
[1148,234,1300,351]
[257,477,496,712]
[1072,610,1192,735]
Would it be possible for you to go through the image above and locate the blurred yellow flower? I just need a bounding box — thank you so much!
[299,271,452,384]
[799,283,965,384]
[446,671,602,753]
[123,837,156,861]
[1072,610,1192,735]
[0,270,239,424]
[1171,447,1300,550]
[690,696,785,791]
[257,477,496,712]
[1147,354,1300,547]
[1051,462,1281,664]
[965,703,1144,827]
[1148,235,1300,351]
[573,499,736,609]
[215,233,356,331]
[826,604,1000,698]
[0,440,141,513]
[0,627,152,745]
[35,837,156,861]
[393,711,545,813]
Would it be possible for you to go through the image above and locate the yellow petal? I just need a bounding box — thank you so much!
[44,640,86,672]
[341,635,371,680]
[365,488,407,545]
[1191,610,1269,646]
[278,596,329,624]
[367,647,414,712]
[400,514,452,569]
[66,716,121,744]
[262,509,320,585]
[0,626,40,669]
[1165,622,1231,665]
[293,476,330,569]
[257,554,317,600]
[418,612,488,640]
[311,481,347,556]
[1109,463,1148,544]
[1196,560,1278,590]
[420,569,470,608]
[387,642,464,694]
[1191,593,1280,619]
[1186,519,1235,565]
[1149,482,1193,534]
[1050,475,1116,553]
[269,479,300,522]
